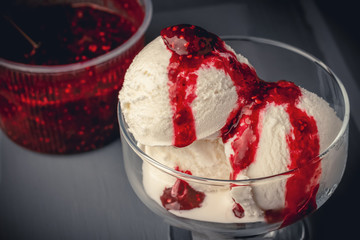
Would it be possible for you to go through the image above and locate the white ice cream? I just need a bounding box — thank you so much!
[119,36,250,147]
[229,88,342,214]
[119,32,343,224]
[140,87,341,223]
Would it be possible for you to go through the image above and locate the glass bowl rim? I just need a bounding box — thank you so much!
[118,35,350,185]
[0,0,153,73]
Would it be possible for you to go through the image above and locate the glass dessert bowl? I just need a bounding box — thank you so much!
[118,36,349,239]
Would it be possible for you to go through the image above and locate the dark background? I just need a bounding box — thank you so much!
[312,0,360,239]
[1,0,359,239]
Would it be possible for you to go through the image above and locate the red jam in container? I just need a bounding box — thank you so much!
[0,0,151,154]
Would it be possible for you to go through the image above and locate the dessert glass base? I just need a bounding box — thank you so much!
[118,36,349,239]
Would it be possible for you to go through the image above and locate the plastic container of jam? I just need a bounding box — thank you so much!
[0,0,152,154]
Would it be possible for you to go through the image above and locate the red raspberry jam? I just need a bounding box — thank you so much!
[0,1,145,153]
[160,167,205,210]
[161,179,205,211]
[160,24,320,225]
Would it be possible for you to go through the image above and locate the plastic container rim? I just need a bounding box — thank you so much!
[0,0,153,74]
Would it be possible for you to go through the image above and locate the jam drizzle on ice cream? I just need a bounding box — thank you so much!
[159,24,320,226]
[161,24,259,148]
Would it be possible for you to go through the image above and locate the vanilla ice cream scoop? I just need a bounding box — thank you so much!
[119,25,257,147]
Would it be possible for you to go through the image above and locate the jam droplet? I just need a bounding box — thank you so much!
[233,202,245,218]
[160,167,205,211]
[160,179,205,210]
